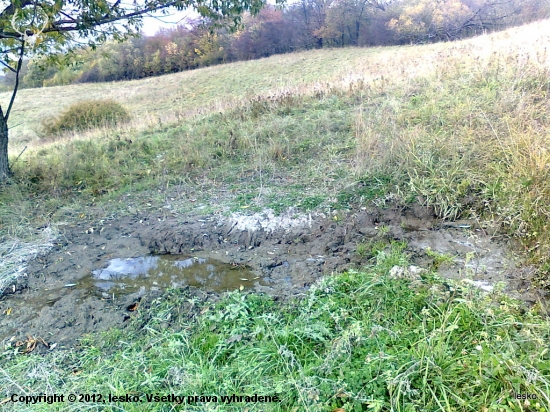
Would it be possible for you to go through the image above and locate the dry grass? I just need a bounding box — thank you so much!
[3,19,550,152]
[0,227,57,294]
[2,22,550,412]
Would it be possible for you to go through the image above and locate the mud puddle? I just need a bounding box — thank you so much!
[0,205,546,348]
[85,255,263,297]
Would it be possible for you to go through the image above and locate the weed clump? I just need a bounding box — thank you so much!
[40,99,130,136]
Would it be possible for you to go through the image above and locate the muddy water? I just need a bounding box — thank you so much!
[0,255,263,342]
[83,255,262,297]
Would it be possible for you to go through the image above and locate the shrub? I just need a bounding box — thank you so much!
[40,99,130,136]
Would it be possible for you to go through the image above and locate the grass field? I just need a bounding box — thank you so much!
[3,19,550,148]
[1,19,550,412]
[4,19,550,268]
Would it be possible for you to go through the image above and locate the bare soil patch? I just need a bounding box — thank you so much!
[0,205,544,349]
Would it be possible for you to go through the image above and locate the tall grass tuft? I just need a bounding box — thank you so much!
[40,99,130,137]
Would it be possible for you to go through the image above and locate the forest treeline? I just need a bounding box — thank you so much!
[2,0,547,89]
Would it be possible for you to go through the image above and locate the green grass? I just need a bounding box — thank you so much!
[40,99,130,137]
[3,19,549,149]
[425,247,456,271]
[1,245,549,411]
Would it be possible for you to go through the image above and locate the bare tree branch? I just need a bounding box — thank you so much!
[0,59,16,73]
[5,42,25,122]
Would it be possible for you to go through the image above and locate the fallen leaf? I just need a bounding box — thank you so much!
[239,285,244,291]
[15,336,49,354]
[127,302,139,312]
[332,409,346,412]
[4,308,12,316]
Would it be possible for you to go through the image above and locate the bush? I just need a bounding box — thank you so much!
[40,99,130,136]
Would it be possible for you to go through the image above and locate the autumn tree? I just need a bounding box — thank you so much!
[386,0,536,43]
[6,0,547,101]
[0,0,272,182]
[313,0,394,46]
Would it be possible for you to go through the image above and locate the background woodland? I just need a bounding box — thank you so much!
[1,0,546,89]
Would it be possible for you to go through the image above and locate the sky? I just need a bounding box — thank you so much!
[140,0,282,36]
[140,10,197,36]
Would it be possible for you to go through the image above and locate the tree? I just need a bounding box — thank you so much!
[386,0,534,43]
[314,0,375,46]
[0,0,272,182]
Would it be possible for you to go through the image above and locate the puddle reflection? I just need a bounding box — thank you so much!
[83,255,261,296]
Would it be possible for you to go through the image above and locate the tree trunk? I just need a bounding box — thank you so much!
[0,112,10,182]
[0,42,24,184]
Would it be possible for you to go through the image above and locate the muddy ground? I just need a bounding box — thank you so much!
[0,204,546,349]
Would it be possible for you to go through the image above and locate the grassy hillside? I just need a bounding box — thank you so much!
[3,19,550,148]
[1,19,550,412]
